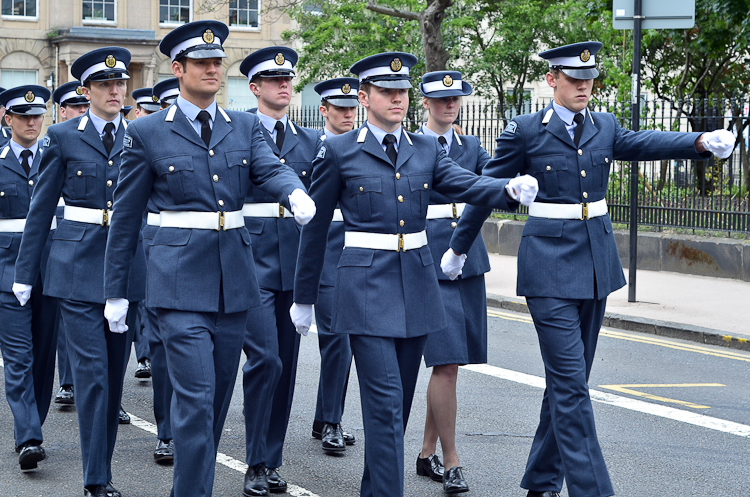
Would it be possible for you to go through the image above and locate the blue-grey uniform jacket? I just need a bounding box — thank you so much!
[244,110,321,291]
[104,103,305,314]
[0,127,11,148]
[15,112,146,303]
[294,125,513,338]
[417,127,491,280]
[314,131,345,288]
[0,144,51,291]
[451,103,711,300]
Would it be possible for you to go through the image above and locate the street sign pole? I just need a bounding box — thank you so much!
[628,0,642,303]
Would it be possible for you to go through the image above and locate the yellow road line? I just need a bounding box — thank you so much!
[598,383,726,409]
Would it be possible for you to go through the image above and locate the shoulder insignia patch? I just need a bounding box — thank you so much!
[504,122,517,135]
[43,135,51,147]
[316,146,326,159]
[123,134,133,148]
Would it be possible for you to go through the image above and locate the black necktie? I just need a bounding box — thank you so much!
[274,121,285,152]
[103,122,115,155]
[573,112,585,148]
[383,134,397,165]
[438,135,448,151]
[197,110,212,147]
[20,149,32,176]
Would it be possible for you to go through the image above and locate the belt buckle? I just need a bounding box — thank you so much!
[451,203,457,218]
[397,233,404,252]
[218,211,225,231]
[101,209,109,226]
[279,204,285,218]
[581,203,588,220]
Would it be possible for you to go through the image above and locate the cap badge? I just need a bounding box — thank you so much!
[442,74,453,87]
[24,91,35,103]
[203,29,215,44]
[152,95,159,103]
[390,58,402,72]
[75,86,83,95]
[105,55,117,68]
[342,83,351,94]
[274,52,285,65]
[580,49,591,62]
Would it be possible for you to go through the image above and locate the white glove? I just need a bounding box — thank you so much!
[104,298,130,334]
[505,174,539,207]
[701,129,735,159]
[289,303,313,336]
[441,249,467,281]
[12,282,32,306]
[288,188,316,226]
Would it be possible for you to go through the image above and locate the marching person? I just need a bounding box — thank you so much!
[102,21,313,497]
[0,85,58,471]
[51,80,90,407]
[446,41,735,497]
[309,77,360,454]
[239,46,320,496]
[0,90,11,147]
[414,70,491,494]
[153,77,179,110]
[291,52,536,497]
[14,47,146,497]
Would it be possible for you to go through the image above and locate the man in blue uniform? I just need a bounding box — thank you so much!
[291,52,535,497]
[50,80,90,407]
[447,41,735,497]
[0,85,58,472]
[153,78,179,110]
[14,47,146,497]
[308,77,359,455]
[239,46,321,496]
[102,21,314,497]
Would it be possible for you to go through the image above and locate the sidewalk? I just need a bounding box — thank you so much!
[484,254,750,350]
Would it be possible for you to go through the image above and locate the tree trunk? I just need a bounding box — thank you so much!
[419,0,451,71]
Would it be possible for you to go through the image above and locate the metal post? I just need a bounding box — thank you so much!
[628,0,642,302]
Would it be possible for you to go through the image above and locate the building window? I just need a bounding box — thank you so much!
[229,0,259,29]
[227,77,257,111]
[83,0,115,22]
[1,0,37,18]
[160,0,191,25]
[0,69,37,88]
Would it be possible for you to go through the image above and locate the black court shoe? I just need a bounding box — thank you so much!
[243,463,269,496]
[527,492,561,497]
[416,453,444,482]
[265,467,287,494]
[55,385,75,405]
[154,439,174,464]
[443,466,469,494]
[118,406,130,424]
[312,420,355,445]
[134,359,151,379]
[321,423,346,453]
[18,442,45,470]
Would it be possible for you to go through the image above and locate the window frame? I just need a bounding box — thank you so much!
[228,0,261,32]
[1,0,40,21]
[158,0,193,27]
[0,69,39,88]
[81,0,117,26]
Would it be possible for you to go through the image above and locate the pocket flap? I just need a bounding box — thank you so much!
[67,162,97,178]
[226,150,251,168]
[408,174,432,192]
[590,149,612,165]
[337,248,375,268]
[530,155,568,173]
[522,219,563,237]
[347,177,382,196]
[419,246,434,266]
[153,155,194,176]
[0,183,18,197]
[0,233,13,248]
[244,218,264,235]
[152,228,192,246]
[52,223,86,241]
[240,228,252,245]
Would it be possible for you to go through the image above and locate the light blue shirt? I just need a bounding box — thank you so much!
[367,122,402,153]
[256,110,288,143]
[9,139,39,167]
[177,95,216,138]
[552,102,587,142]
[323,127,336,140]
[419,124,453,153]
[88,111,121,139]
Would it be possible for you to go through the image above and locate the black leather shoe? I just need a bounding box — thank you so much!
[312,420,355,445]
[526,492,561,497]
[84,486,108,497]
[106,482,121,497]
[134,359,151,379]
[321,423,345,453]
[118,406,130,424]
[55,385,75,405]
[443,466,469,494]
[265,467,287,493]
[154,439,174,464]
[416,453,444,482]
[18,443,45,470]
[243,463,269,496]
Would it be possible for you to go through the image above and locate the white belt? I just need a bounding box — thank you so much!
[64,205,112,226]
[146,212,160,226]
[528,199,608,220]
[332,209,343,222]
[344,230,427,252]
[426,203,466,219]
[241,202,294,218]
[0,217,58,232]
[159,210,245,230]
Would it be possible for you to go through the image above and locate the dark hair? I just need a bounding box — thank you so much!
[359,82,373,95]
[549,68,561,78]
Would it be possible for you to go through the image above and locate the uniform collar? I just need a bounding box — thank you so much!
[256,110,288,135]
[419,123,453,151]
[177,95,217,124]
[9,138,39,163]
[366,121,402,148]
[88,110,121,136]
[323,126,337,139]
[552,101,587,126]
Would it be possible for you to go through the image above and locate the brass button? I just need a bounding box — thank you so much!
[302,171,307,176]
[583,192,588,199]
[423,183,428,189]
[581,170,586,177]
[107,180,113,187]
[578,149,583,156]
[605,157,609,163]
[243,159,247,165]
[107,200,112,208]
[546,165,551,171]
[213,174,219,182]
[108,160,113,166]
[218,199,224,207]
[280,158,286,164]
[451,221,457,228]
[398,195,404,202]
[399,220,404,227]
[169,166,175,172]
[0,192,4,197]
[77,170,82,176]
[359,186,363,192]
[28,180,34,186]
[209,150,214,157]
[396,172,401,179]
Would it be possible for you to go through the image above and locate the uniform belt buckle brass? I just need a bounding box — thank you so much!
[101,209,109,226]
[279,204,285,218]
[218,211,225,231]
[451,203,458,218]
[581,203,588,220]
[397,233,404,252]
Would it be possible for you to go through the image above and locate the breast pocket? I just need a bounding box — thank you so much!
[67,162,97,200]
[408,174,432,218]
[590,149,612,192]
[226,150,252,200]
[347,177,383,221]
[153,155,196,205]
[529,155,568,198]
[288,161,313,188]
[0,183,18,217]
